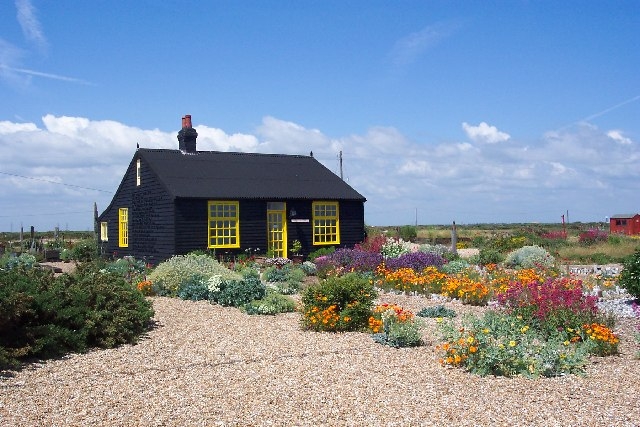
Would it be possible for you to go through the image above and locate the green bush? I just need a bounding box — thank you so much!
[504,245,555,269]
[69,238,99,262]
[477,248,504,266]
[300,273,377,332]
[211,276,266,307]
[0,264,154,370]
[618,249,640,298]
[177,276,210,301]
[264,265,289,282]
[243,291,297,315]
[372,318,423,348]
[103,256,148,284]
[398,225,417,242]
[149,254,241,297]
[417,305,456,318]
[308,246,336,262]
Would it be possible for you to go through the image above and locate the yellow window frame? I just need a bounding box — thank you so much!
[118,208,128,247]
[312,201,340,245]
[208,201,240,249]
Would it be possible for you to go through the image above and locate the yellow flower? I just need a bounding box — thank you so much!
[466,336,475,344]
[520,326,529,333]
[436,317,443,323]
[482,328,490,334]
[563,340,569,346]
[509,340,516,347]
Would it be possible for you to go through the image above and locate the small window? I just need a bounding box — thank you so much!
[312,201,340,245]
[119,208,128,247]
[100,222,108,242]
[136,159,141,186]
[208,201,240,248]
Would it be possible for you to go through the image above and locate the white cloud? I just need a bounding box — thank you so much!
[391,21,462,67]
[15,0,48,52]
[462,122,511,144]
[607,129,632,145]
[0,115,638,230]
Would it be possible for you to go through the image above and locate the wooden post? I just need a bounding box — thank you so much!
[451,221,458,255]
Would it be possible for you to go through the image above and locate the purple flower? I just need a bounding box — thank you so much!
[384,251,445,271]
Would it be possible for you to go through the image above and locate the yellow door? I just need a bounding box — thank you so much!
[267,202,287,258]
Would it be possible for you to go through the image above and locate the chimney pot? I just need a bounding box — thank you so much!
[185,115,192,128]
[181,116,186,128]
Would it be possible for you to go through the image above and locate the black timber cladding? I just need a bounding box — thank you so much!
[98,148,367,263]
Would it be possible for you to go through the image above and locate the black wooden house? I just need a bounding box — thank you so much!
[97,115,366,264]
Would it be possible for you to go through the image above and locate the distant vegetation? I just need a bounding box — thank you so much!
[367,222,639,264]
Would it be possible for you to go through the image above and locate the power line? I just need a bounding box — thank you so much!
[0,171,112,193]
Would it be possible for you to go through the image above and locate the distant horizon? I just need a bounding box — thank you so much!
[0,219,614,236]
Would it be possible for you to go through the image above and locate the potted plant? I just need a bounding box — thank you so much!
[290,239,303,263]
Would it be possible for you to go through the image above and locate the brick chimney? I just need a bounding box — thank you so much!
[177,114,198,153]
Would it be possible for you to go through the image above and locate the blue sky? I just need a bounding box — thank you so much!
[0,0,638,231]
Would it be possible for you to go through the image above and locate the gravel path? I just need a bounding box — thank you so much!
[2,293,640,426]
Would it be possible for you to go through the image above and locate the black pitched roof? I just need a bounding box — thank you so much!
[137,149,366,201]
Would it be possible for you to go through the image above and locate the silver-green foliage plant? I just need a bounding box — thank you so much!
[300,261,317,276]
[0,253,37,270]
[419,244,451,257]
[149,254,241,297]
[504,245,555,269]
[243,291,297,315]
[441,259,471,274]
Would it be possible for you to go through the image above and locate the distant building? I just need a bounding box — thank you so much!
[609,213,640,235]
[97,115,366,264]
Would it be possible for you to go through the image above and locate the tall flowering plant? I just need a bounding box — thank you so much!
[300,273,377,332]
[369,304,422,348]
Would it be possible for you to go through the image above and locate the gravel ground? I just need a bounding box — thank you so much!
[2,291,640,427]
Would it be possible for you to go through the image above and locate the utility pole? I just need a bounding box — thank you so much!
[339,150,343,180]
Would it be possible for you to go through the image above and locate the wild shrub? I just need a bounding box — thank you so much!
[440,259,470,274]
[477,248,504,266]
[504,245,555,269]
[300,261,317,276]
[0,253,37,270]
[419,244,451,258]
[0,264,154,370]
[369,304,423,348]
[243,291,297,315]
[618,249,640,298]
[69,238,99,262]
[496,278,606,338]
[437,311,591,377]
[300,273,377,332]
[211,276,266,307]
[103,256,148,284]
[177,276,210,301]
[264,265,289,282]
[578,229,609,245]
[398,225,418,242]
[417,305,456,318]
[149,254,241,297]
